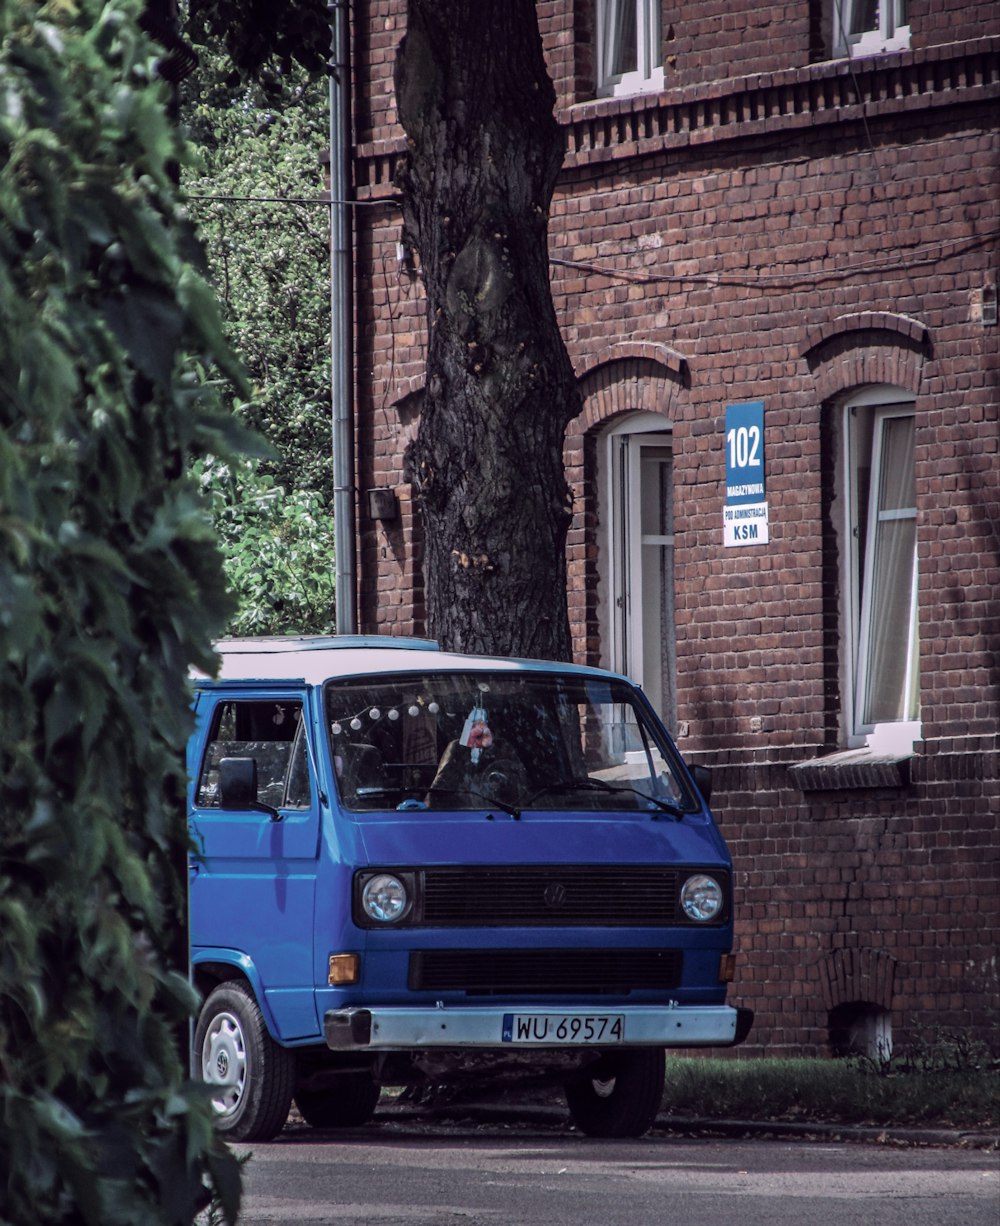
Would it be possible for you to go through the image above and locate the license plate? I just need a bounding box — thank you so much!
[501,1013,624,1044]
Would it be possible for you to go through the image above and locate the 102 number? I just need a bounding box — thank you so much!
[726,424,761,469]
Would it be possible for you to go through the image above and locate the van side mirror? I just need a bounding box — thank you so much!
[219,757,281,822]
[690,764,712,805]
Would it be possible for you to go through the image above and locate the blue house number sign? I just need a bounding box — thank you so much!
[725,401,765,504]
[723,401,768,546]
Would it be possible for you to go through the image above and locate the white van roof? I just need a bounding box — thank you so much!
[192,635,625,688]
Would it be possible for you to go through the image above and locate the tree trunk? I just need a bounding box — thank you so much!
[395,0,580,661]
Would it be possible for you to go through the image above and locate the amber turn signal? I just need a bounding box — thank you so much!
[328,953,360,985]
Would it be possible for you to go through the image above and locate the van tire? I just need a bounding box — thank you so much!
[564,1048,665,1138]
[195,981,295,1142]
[294,1074,381,1128]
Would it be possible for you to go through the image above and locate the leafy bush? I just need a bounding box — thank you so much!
[873,1024,997,1076]
[199,459,336,634]
[180,42,336,635]
[0,2,250,1221]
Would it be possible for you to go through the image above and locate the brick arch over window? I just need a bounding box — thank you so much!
[564,347,689,665]
[802,312,930,401]
[572,344,689,435]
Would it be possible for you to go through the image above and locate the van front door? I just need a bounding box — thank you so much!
[189,690,321,1039]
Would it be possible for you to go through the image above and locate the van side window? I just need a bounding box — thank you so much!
[196,700,311,810]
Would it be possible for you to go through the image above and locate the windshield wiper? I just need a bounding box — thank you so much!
[524,776,684,820]
[425,786,521,819]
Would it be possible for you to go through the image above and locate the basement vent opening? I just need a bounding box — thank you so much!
[828,1001,893,1062]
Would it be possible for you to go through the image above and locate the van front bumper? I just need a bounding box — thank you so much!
[324,1003,753,1051]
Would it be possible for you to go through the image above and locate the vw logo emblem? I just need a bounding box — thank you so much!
[543,882,567,909]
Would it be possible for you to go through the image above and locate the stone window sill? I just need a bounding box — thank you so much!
[789,747,912,792]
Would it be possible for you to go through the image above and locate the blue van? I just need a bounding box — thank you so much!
[188,636,752,1140]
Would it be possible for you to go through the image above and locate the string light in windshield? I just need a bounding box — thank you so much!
[331,699,440,736]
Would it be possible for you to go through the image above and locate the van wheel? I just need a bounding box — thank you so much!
[295,1074,381,1128]
[564,1048,665,1138]
[195,981,295,1142]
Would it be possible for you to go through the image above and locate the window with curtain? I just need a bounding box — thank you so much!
[833,0,910,58]
[844,395,920,746]
[596,0,664,97]
[602,419,677,732]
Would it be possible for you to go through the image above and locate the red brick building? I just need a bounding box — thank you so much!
[346,2,999,1057]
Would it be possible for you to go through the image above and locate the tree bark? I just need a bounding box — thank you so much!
[395,0,580,661]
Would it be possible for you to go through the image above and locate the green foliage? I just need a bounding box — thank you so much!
[181,38,335,631]
[199,459,336,634]
[867,1023,997,1076]
[180,54,332,501]
[0,1,250,1221]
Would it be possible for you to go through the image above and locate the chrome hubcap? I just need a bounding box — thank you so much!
[201,1011,248,1117]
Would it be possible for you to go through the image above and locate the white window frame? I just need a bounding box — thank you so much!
[596,0,665,98]
[839,388,920,752]
[598,413,676,731]
[833,0,911,59]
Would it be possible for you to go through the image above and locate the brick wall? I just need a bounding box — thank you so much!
[349,2,1000,1055]
[712,748,1000,1055]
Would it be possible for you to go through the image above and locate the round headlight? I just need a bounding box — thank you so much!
[362,873,408,923]
[680,874,724,922]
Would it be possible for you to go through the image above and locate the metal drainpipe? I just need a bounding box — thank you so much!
[328,0,357,633]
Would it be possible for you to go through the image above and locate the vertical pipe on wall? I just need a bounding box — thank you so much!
[328,0,356,633]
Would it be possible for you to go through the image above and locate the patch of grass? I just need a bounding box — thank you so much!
[662,1054,999,1129]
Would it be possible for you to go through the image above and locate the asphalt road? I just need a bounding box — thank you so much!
[229,1114,1000,1226]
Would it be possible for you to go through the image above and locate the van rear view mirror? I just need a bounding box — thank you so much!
[690,764,713,804]
[219,757,281,821]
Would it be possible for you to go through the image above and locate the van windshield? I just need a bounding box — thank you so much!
[324,670,697,816]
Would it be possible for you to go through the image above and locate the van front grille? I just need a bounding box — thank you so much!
[419,866,681,927]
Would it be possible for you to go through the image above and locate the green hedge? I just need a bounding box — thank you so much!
[0,3,252,1221]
